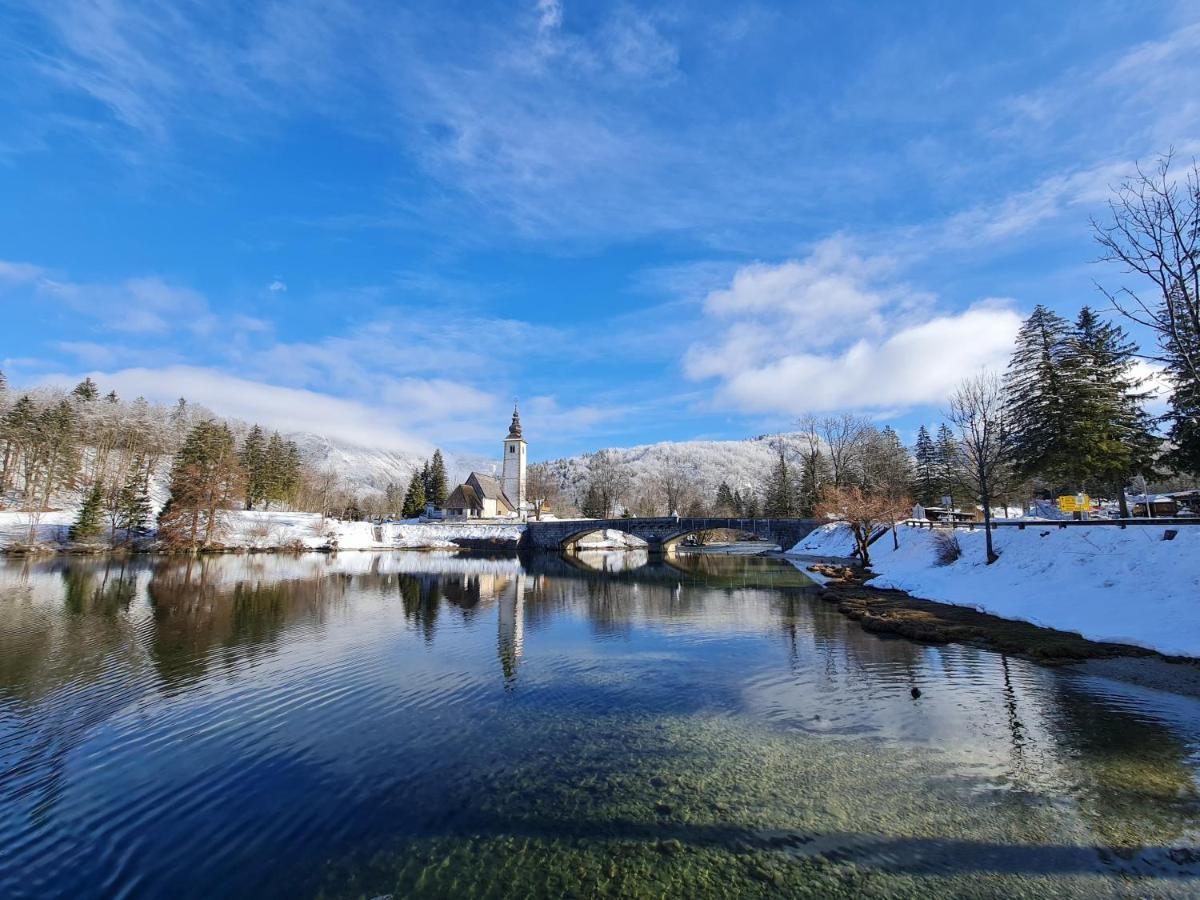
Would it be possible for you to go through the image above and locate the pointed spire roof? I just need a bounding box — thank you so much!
[506,402,524,440]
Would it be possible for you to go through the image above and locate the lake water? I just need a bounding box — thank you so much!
[2,551,1199,898]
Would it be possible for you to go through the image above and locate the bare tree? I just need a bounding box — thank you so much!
[653,449,697,515]
[1092,153,1200,385]
[814,485,895,567]
[526,462,563,520]
[799,413,871,488]
[947,373,1014,564]
[586,449,632,518]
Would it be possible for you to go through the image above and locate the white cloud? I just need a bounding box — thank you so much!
[268,279,287,292]
[0,260,46,284]
[685,244,1022,416]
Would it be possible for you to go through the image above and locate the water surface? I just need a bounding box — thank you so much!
[1,551,1199,898]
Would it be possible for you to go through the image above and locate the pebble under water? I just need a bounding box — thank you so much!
[1,550,1199,898]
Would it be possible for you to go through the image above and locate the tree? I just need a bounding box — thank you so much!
[580,482,606,518]
[71,377,99,402]
[912,426,938,507]
[948,373,1014,564]
[714,481,736,515]
[72,483,105,542]
[585,449,630,517]
[239,425,267,509]
[653,450,696,515]
[761,443,797,517]
[934,423,959,505]
[1004,305,1074,483]
[1093,153,1200,475]
[814,486,895,567]
[526,462,563,519]
[383,481,404,517]
[157,421,242,549]
[114,467,152,540]
[28,401,80,541]
[1060,306,1161,513]
[795,418,830,516]
[401,472,426,519]
[426,450,449,509]
[860,426,913,548]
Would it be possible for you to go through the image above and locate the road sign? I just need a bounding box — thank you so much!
[1058,494,1090,513]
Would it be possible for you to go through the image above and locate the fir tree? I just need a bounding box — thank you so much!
[715,481,736,514]
[797,447,830,517]
[761,445,796,517]
[1060,307,1161,507]
[72,483,105,542]
[105,390,119,404]
[239,425,267,509]
[1004,305,1074,482]
[384,481,404,517]
[581,483,606,518]
[115,468,152,537]
[402,473,427,518]
[912,425,938,506]
[934,423,959,505]
[71,377,99,402]
[30,401,80,536]
[427,450,449,509]
[1164,294,1200,475]
[158,421,242,549]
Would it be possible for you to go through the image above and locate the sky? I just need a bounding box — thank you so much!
[1,0,1197,460]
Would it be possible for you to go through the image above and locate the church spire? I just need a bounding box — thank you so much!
[506,401,523,440]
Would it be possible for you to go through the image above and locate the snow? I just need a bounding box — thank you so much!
[788,522,860,557]
[828,523,1200,658]
[0,509,524,551]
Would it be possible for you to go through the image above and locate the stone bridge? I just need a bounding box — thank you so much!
[520,517,819,554]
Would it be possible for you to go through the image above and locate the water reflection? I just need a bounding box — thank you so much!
[1,552,1199,898]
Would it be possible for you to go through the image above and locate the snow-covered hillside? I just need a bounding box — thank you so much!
[287,432,493,497]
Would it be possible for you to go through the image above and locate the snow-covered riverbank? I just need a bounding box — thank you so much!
[0,509,524,552]
[790,522,1200,658]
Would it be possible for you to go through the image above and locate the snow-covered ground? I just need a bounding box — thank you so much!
[0,509,524,551]
[790,522,1200,658]
[788,522,861,557]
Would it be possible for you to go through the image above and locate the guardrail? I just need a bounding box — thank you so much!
[904,517,1200,530]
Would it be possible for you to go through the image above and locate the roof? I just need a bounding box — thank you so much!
[445,484,482,511]
[466,472,515,513]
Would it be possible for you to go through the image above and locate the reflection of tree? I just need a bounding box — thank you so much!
[1045,678,1200,849]
[398,574,440,644]
[62,558,137,616]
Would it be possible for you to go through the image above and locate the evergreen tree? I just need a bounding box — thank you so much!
[912,426,938,506]
[72,377,99,402]
[402,473,427,518]
[105,390,119,404]
[427,450,449,508]
[1059,307,1161,506]
[261,432,299,508]
[797,447,830,516]
[714,481,736,514]
[384,481,404,517]
[115,468,152,537]
[1004,305,1074,482]
[158,421,242,549]
[239,425,267,509]
[31,401,80,522]
[1164,294,1200,475]
[934,423,959,505]
[72,483,105,541]
[0,394,37,495]
[761,446,796,517]
[581,483,606,518]
[419,461,432,503]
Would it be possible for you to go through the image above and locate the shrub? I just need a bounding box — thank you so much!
[932,531,962,566]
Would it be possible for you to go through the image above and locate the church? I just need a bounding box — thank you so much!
[443,405,528,520]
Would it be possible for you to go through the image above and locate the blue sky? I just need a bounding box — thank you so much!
[1,0,1197,459]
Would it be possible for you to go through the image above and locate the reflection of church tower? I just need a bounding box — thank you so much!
[497,573,526,686]
[501,404,527,513]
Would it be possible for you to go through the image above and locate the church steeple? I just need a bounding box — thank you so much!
[506,402,523,440]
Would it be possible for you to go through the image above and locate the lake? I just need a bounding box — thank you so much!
[1,551,1199,898]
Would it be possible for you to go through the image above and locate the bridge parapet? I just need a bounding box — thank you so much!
[521,517,818,553]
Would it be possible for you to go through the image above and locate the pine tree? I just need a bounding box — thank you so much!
[158,421,242,549]
[581,483,606,518]
[72,483,105,541]
[72,377,99,402]
[797,447,830,516]
[31,401,80,531]
[1060,307,1161,506]
[1164,295,1200,476]
[115,468,152,537]
[1004,305,1074,483]
[761,446,796,517]
[934,423,959,505]
[239,425,267,509]
[427,450,449,509]
[715,481,736,514]
[401,472,427,518]
[912,426,938,506]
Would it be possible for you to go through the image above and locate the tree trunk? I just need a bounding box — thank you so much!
[1116,482,1130,518]
[980,474,997,564]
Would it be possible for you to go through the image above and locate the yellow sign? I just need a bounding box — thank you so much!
[1058,494,1090,513]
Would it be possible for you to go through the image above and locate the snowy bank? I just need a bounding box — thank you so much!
[794,523,1200,658]
[788,522,860,557]
[0,509,524,552]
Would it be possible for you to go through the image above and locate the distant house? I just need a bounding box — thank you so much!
[1131,494,1180,517]
[444,472,516,520]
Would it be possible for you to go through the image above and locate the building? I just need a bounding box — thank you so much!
[443,405,529,520]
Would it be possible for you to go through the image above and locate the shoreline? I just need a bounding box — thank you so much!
[796,559,1200,697]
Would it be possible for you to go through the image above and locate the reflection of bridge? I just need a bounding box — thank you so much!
[520,517,819,554]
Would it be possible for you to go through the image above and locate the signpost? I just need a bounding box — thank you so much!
[1058,494,1091,516]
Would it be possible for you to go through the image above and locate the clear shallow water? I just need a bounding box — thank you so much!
[1,552,1199,898]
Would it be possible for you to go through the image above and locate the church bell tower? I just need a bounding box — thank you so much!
[501,403,527,513]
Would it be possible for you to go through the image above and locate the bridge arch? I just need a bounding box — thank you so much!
[558,526,649,553]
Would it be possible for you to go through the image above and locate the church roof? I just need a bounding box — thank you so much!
[467,472,515,513]
[445,483,482,511]
[506,404,524,441]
